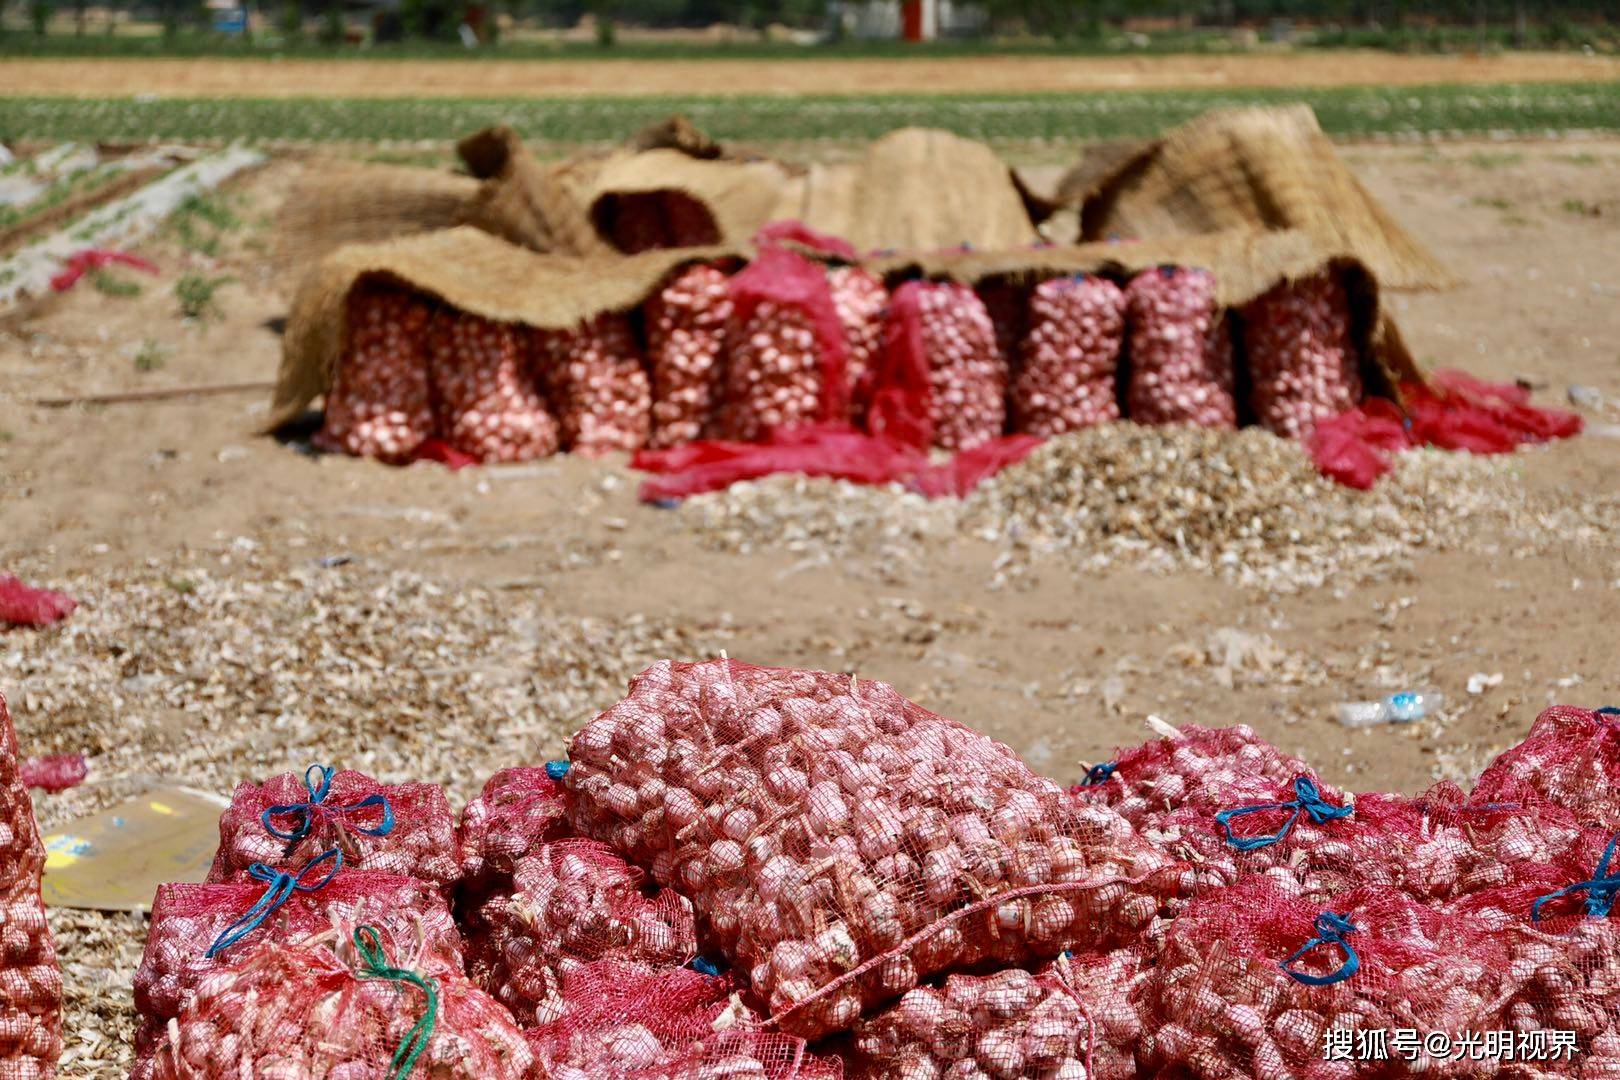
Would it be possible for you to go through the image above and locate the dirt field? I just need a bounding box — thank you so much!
[2,50,1618,99]
[1,136,1619,1074]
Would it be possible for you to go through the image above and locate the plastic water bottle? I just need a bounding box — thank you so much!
[1335,691,1445,728]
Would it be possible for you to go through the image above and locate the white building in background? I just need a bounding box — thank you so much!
[834,0,987,41]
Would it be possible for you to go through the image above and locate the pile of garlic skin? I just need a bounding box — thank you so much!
[147,927,534,1080]
[565,659,1183,1039]
[315,286,437,463]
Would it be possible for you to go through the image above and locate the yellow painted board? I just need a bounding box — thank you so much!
[41,785,229,913]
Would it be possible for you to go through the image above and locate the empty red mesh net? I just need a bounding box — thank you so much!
[0,576,77,629]
[1141,876,1511,1079]
[867,281,1007,452]
[565,659,1186,1039]
[1013,274,1126,437]
[1308,370,1584,490]
[848,961,1096,1080]
[463,838,698,1027]
[205,766,462,893]
[131,867,461,1069]
[538,313,653,457]
[315,282,437,463]
[0,693,62,1079]
[457,765,570,886]
[527,960,841,1080]
[16,754,86,793]
[147,921,531,1079]
[647,263,735,449]
[427,308,560,463]
[1241,269,1364,441]
[1472,705,1620,830]
[1123,266,1236,430]
[716,247,850,442]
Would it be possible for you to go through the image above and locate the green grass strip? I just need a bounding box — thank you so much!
[1,82,1616,145]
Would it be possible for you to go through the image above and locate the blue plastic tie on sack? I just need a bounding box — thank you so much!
[1599,706,1620,718]
[1215,776,1351,852]
[544,761,570,781]
[688,956,722,976]
[1532,832,1620,922]
[1281,912,1360,986]
[1079,762,1117,787]
[205,847,343,958]
[262,764,395,850]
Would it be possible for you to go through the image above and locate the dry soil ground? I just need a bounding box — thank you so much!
[0,136,1618,1074]
[2,50,1618,98]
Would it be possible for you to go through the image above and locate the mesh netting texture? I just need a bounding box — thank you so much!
[0,694,62,1080]
[564,659,1186,1039]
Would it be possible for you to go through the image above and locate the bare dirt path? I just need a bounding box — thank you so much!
[2,51,1617,99]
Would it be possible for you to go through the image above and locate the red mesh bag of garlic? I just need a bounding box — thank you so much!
[565,659,1186,1040]
[537,314,653,456]
[147,920,532,1080]
[1123,266,1236,430]
[1063,946,1155,1080]
[0,693,62,1080]
[1241,270,1364,440]
[716,247,850,443]
[1070,723,1314,832]
[456,765,570,888]
[847,960,1096,1080]
[1390,780,1599,906]
[1012,274,1126,436]
[526,959,842,1080]
[867,281,1007,452]
[1445,837,1620,1071]
[427,308,560,463]
[646,263,734,448]
[130,863,461,1073]
[1140,876,1510,1080]
[1156,773,1417,901]
[1472,705,1620,830]
[314,282,436,463]
[826,265,887,420]
[464,838,698,1027]
[205,765,462,894]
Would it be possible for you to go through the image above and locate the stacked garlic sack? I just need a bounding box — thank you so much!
[849,965,1093,1079]
[315,283,436,463]
[465,839,697,1027]
[1472,705,1620,830]
[896,281,1008,451]
[428,309,560,463]
[1013,274,1126,436]
[565,659,1185,1039]
[0,692,62,1080]
[827,265,888,417]
[1241,270,1363,440]
[148,924,533,1080]
[646,263,733,448]
[1124,266,1236,429]
[206,766,463,894]
[1140,877,1509,1080]
[539,314,653,456]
